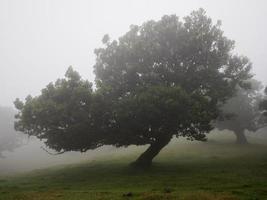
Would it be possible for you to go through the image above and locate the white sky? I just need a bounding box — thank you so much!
[1,0,267,107]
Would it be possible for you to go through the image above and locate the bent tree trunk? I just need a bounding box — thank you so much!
[131,136,172,168]
[234,129,248,144]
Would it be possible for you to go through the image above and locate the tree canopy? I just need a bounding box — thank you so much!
[14,9,252,166]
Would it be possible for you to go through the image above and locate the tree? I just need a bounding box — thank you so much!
[260,87,267,117]
[15,9,252,167]
[0,106,23,158]
[215,80,266,144]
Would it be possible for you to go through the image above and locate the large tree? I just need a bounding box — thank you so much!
[215,80,266,144]
[15,9,252,167]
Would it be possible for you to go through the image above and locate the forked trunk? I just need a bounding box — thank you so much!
[234,129,248,144]
[131,136,172,168]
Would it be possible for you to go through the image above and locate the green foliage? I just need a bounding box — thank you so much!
[14,66,99,152]
[94,9,251,102]
[14,9,252,163]
[114,86,215,145]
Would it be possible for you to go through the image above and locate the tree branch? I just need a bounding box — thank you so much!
[40,146,65,155]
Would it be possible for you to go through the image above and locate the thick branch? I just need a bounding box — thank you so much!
[131,135,172,167]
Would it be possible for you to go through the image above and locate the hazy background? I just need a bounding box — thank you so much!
[0,0,267,174]
[1,0,267,107]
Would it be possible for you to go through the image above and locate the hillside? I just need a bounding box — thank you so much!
[1,135,267,200]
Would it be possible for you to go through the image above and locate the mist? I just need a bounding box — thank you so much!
[0,138,115,175]
[1,0,267,107]
[1,0,267,172]
[1,128,265,175]
[1,1,267,199]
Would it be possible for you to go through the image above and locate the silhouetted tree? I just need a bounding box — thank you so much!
[0,106,22,158]
[14,9,252,167]
[260,87,267,117]
[215,80,266,144]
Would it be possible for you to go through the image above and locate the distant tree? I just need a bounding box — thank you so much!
[215,80,266,144]
[260,87,267,116]
[15,9,252,167]
[0,106,22,158]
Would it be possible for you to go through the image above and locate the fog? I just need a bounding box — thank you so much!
[1,0,267,175]
[1,0,267,107]
[0,138,116,175]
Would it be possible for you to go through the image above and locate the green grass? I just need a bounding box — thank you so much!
[1,135,267,200]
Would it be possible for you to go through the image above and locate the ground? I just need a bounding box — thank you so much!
[0,133,267,200]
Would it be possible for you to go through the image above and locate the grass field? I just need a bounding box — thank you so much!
[1,134,267,200]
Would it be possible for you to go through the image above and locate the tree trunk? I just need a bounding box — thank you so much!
[131,136,172,168]
[234,129,248,144]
